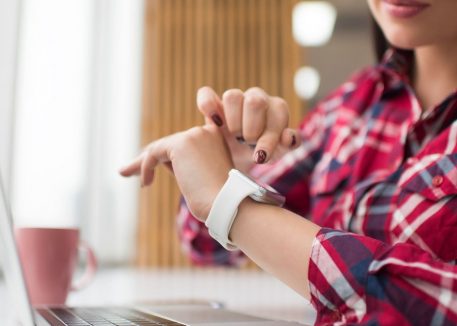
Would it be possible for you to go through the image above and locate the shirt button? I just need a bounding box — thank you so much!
[432,175,444,187]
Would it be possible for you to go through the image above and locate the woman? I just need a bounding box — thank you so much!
[120,0,457,324]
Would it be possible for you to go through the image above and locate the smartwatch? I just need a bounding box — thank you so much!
[205,169,285,250]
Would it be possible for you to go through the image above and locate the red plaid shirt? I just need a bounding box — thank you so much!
[177,49,457,325]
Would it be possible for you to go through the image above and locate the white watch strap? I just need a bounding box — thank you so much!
[205,170,258,250]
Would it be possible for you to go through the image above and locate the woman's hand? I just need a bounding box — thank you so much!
[119,125,234,221]
[197,86,301,169]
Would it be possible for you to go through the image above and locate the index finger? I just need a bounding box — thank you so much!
[196,86,225,127]
[119,153,144,177]
[253,97,289,164]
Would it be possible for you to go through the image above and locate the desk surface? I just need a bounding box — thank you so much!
[0,267,316,324]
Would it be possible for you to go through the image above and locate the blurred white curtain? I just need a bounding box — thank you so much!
[0,0,21,272]
[12,0,144,264]
[0,0,21,195]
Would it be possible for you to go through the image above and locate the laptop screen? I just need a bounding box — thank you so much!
[0,172,35,326]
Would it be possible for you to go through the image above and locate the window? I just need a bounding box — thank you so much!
[12,0,144,263]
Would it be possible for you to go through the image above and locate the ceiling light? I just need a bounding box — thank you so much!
[292,1,337,47]
[294,66,320,100]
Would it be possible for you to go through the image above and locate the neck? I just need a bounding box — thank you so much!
[413,44,457,110]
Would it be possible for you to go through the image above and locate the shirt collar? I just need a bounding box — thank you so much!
[377,48,457,141]
[379,48,415,81]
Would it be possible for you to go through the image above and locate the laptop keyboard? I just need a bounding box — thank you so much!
[38,307,185,325]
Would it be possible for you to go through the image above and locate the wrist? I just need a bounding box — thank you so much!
[204,169,285,250]
[196,169,232,221]
[228,197,256,244]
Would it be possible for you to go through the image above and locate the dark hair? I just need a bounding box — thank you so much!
[371,17,415,63]
[372,17,389,62]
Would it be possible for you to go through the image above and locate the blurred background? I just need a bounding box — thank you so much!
[1,0,374,267]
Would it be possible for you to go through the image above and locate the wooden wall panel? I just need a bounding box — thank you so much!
[138,0,301,267]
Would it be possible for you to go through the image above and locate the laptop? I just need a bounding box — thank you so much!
[0,172,305,325]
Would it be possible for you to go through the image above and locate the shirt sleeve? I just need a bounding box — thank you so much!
[309,227,457,325]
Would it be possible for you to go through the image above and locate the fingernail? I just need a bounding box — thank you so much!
[236,136,245,144]
[211,114,223,127]
[291,134,297,147]
[254,150,267,164]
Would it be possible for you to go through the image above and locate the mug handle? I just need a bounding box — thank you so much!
[71,240,97,291]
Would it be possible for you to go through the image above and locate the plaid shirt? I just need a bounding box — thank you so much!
[177,49,457,325]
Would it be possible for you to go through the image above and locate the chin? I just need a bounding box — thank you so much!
[386,36,418,50]
[382,26,427,50]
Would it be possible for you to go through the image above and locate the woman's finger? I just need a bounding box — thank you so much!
[138,133,180,186]
[140,148,159,187]
[120,133,176,186]
[222,89,244,138]
[196,86,225,127]
[253,97,289,163]
[119,153,144,177]
[242,87,269,144]
[279,128,302,149]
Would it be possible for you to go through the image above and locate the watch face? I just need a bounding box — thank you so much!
[230,169,285,207]
[258,182,280,194]
[250,190,285,206]
[233,170,279,193]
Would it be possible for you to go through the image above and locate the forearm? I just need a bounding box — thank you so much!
[229,198,321,299]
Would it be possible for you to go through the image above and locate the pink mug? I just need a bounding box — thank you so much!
[14,227,97,306]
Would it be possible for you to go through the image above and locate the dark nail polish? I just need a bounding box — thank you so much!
[291,134,297,147]
[255,150,267,164]
[211,114,223,127]
[236,136,245,144]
